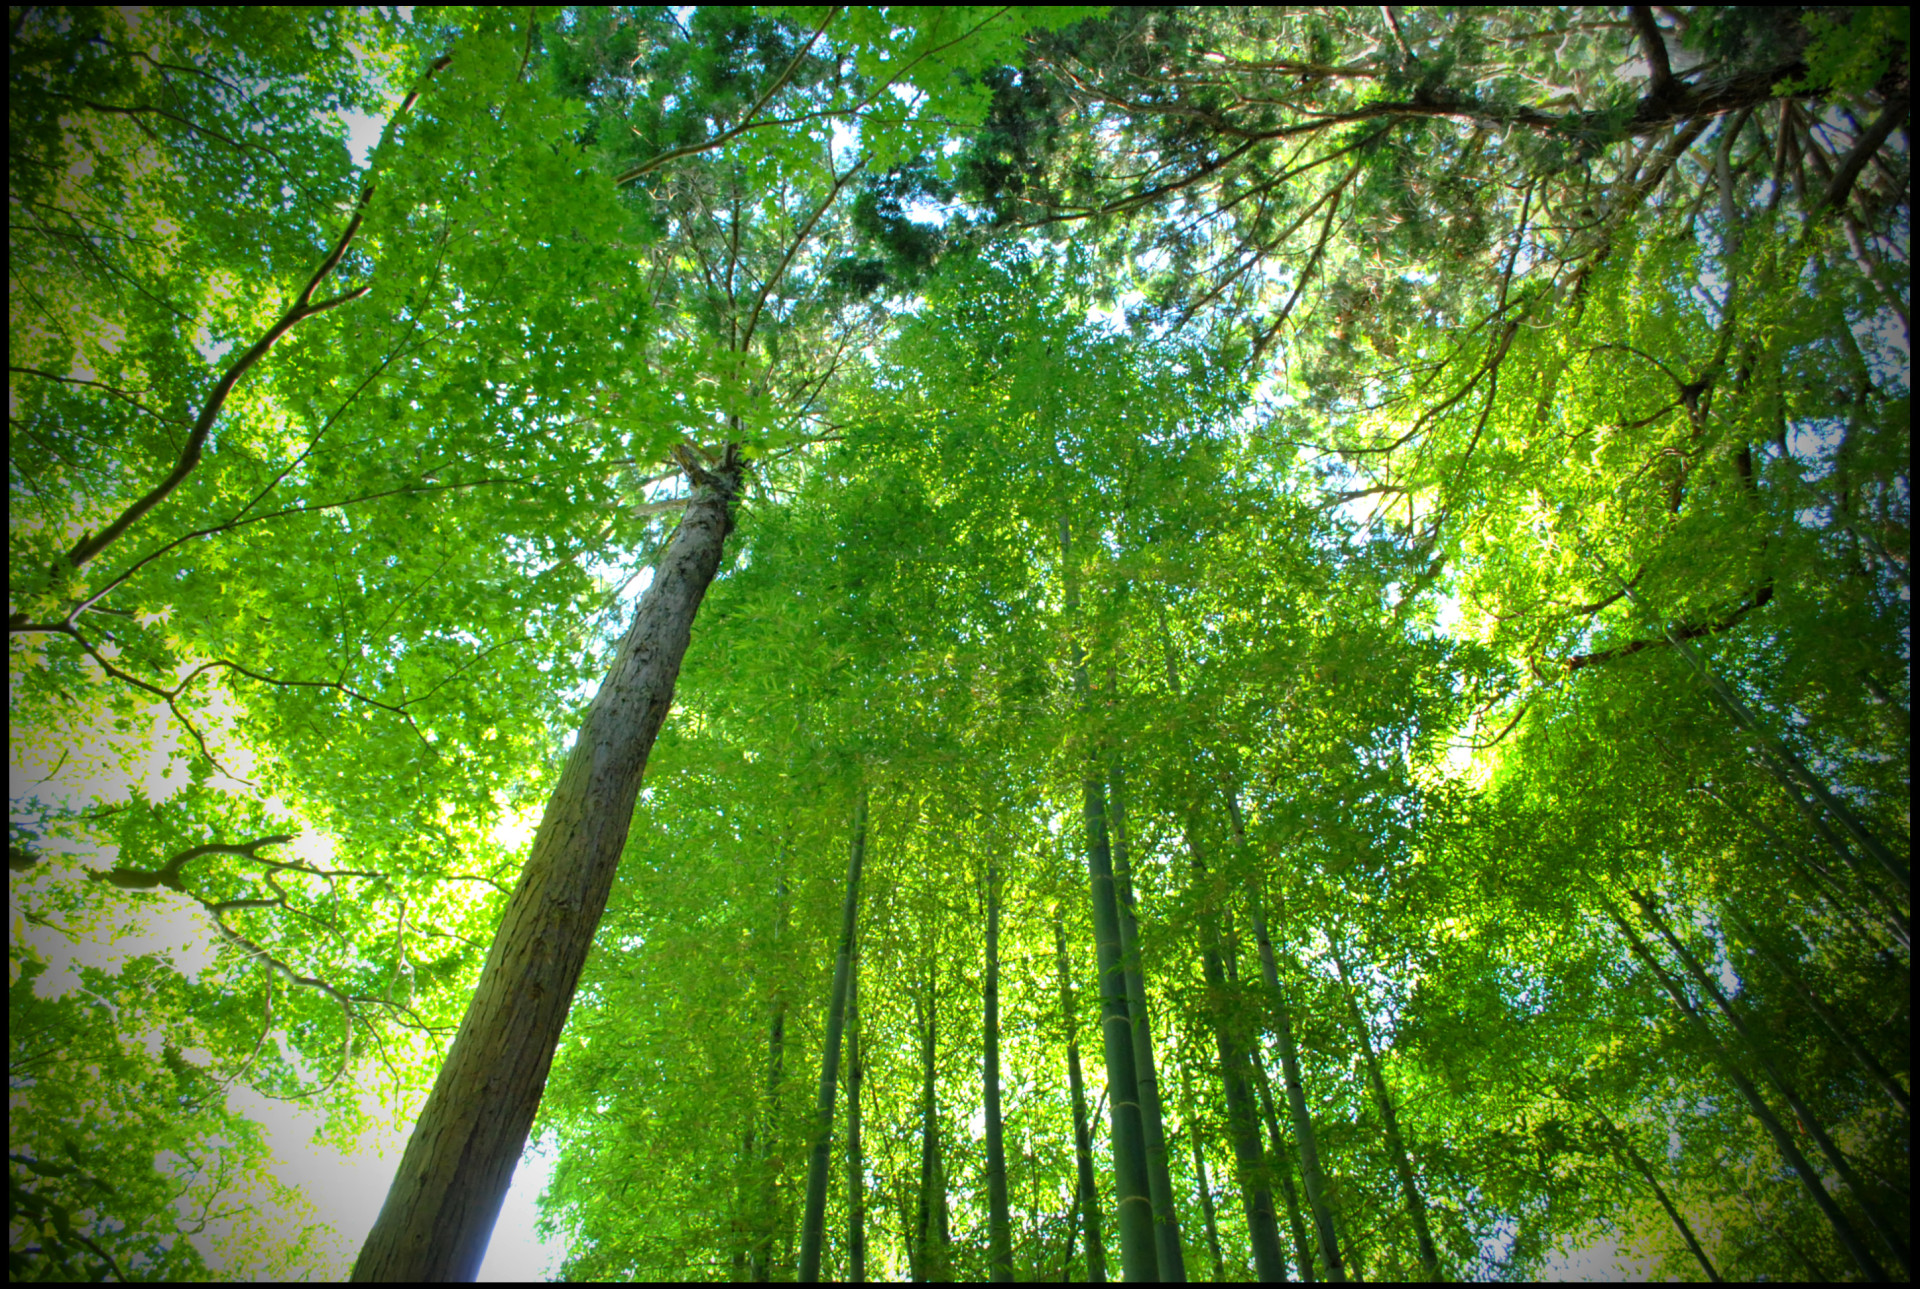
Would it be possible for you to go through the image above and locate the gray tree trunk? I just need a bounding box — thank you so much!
[352,445,743,1282]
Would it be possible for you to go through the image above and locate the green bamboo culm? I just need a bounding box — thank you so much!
[984,855,1014,1281]
[797,785,867,1282]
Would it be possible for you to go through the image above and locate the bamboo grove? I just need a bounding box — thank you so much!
[8,6,1911,1282]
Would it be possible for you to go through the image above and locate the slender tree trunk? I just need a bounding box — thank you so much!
[1605,898,1889,1281]
[1328,943,1442,1281]
[1249,1048,1317,1283]
[799,788,868,1282]
[1731,701,1911,897]
[1187,824,1288,1282]
[753,874,790,1283]
[847,918,866,1284]
[916,957,948,1283]
[935,1148,952,1255]
[1638,580,1909,894]
[898,1165,922,1284]
[733,1128,754,1282]
[985,856,1015,1282]
[1636,894,1911,1275]
[1238,865,1345,1281]
[352,447,744,1282]
[1719,902,1911,1115]
[1055,910,1109,1284]
[1189,1131,1227,1282]
[1111,758,1189,1282]
[1178,1091,1227,1284]
[1061,516,1157,1282]
[1062,1166,1084,1282]
[1765,762,1915,937]
[1702,782,1909,952]
[1586,1105,1722,1282]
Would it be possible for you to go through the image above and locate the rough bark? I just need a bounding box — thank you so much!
[1329,944,1442,1280]
[799,787,867,1282]
[985,857,1014,1282]
[1055,910,1109,1284]
[351,445,743,1282]
[1110,759,1189,1281]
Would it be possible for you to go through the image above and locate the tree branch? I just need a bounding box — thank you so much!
[57,55,456,575]
[612,7,842,186]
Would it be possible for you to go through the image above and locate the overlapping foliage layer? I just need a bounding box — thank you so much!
[10,5,1909,1281]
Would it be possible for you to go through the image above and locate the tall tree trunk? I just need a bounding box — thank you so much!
[1061,1166,1084,1282]
[1187,1127,1227,1282]
[916,956,948,1283]
[1177,1073,1228,1284]
[985,856,1015,1282]
[1055,909,1109,1284]
[1720,902,1911,1114]
[1586,1105,1722,1282]
[1061,516,1157,1281]
[1231,814,1345,1283]
[1111,757,1189,1282]
[1187,823,1288,1282]
[1604,898,1889,1281]
[847,915,866,1284]
[1765,760,1915,931]
[753,873,791,1283]
[1249,1048,1317,1283]
[733,1128,754,1282]
[1703,783,1909,952]
[1636,893,1910,1275]
[898,1165,922,1284]
[1086,769,1157,1284]
[1328,943,1442,1281]
[1677,642,1911,896]
[799,788,868,1282]
[352,446,743,1282]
